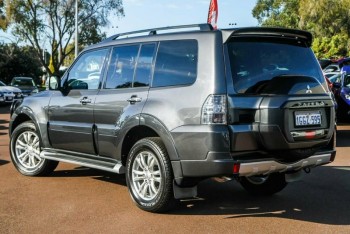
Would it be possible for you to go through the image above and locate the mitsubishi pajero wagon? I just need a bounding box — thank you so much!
[9,24,336,212]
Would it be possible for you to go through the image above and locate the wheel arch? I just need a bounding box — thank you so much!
[10,113,33,135]
[10,106,49,148]
[121,114,180,164]
[120,114,182,181]
[121,125,159,166]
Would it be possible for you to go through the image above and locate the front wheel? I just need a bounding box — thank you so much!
[126,137,175,213]
[239,173,287,196]
[10,121,59,176]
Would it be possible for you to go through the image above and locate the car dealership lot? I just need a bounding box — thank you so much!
[0,105,350,233]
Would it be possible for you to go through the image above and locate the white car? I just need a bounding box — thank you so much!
[0,80,23,104]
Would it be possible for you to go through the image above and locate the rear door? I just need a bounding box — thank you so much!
[225,33,334,155]
[48,48,109,154]
[94,43,157,158]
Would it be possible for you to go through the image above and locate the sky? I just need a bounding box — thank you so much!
[104,0,258,36]
[0,0,258,45]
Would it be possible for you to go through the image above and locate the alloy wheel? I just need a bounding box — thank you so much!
[131,151,162,201]
[14,130,43,171]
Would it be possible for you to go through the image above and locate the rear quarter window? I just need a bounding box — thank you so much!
[152,40,198,88]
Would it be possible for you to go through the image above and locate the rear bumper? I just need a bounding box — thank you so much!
[238,152,335,176]
[180,151,336,177]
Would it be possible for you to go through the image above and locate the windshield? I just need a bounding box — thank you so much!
[12,78,35,86]
[227,37,326,94]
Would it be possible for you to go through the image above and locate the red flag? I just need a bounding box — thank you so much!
[207,0,218,29]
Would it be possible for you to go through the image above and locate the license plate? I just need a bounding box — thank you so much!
[6,96,13,101]
[295,111,321,126]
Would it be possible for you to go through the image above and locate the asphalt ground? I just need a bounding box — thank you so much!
[0,105,350,233]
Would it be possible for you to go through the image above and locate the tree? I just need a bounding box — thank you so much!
[252,0,300,28]
[252,0,350,58]
[312,34,348,59]
[0,43,43,84]
[5,0,124,76]
[0,0,9,30]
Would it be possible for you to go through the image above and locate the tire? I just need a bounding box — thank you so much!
[126,137,175,213]
[239,173,287,196]
[10,121,59,176]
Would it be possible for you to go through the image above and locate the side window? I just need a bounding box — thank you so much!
[67,48,109,90]
[134,43,156,87]
[152,40,198,88]
[105,45,139,89]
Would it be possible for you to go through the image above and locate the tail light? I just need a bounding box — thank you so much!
[201,95,227,124]
[233,163,240,174]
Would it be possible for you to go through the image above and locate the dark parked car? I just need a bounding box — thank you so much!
[10,77,39,96]
[9,24,336,212]
[333,68,350,121]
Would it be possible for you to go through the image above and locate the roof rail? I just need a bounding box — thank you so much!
[103,23,213,42]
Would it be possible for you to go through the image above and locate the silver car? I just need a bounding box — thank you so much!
[0,80,23,104]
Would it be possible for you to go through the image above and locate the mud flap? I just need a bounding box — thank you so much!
[173,181,197,199]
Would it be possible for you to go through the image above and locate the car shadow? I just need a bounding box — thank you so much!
[0,105,10,114]
[49,165,350,225]
[336,129,350,147]
[0,124,9,130]
[0,159,9,166]
[0,119,9,124]
[169,166,350,225]
[51,166,126,186]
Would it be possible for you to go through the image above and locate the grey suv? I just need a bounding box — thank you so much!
[9,24,336,212]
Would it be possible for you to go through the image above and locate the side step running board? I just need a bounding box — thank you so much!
[40,150,125,174]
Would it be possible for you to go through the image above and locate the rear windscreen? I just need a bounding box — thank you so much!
[227,37,327,94]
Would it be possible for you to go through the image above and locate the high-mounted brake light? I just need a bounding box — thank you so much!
[201,95,227,124]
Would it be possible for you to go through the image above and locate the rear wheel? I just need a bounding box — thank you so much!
[10,121,58,176]
[126,137,175,213]
[239,173,287,196]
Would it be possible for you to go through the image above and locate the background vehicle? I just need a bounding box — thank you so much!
[325,72,341,82]
[10,77,39,96]
[0,80,23,105]
[333,69,350,122]
[319,58,332,69]
[323,64,340,73]
[9,24,336,213]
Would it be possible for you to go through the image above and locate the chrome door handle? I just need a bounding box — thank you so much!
[127,95,142,104]
[80,97,92,105]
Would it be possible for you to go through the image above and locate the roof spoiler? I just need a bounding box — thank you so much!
[222,27,313,47]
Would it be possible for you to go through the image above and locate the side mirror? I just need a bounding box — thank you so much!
[48,76,60,90]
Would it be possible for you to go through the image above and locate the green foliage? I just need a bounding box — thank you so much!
[0,43,43,84]
[0,0,9,30]
[312,34,348,59]
[252,0,350,58]
[5,0,124,76]
[252,0,300,28]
